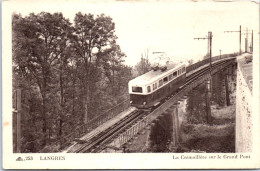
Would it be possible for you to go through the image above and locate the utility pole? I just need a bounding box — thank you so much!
[194,31,213,76]
[14,89,22,153]
[194,31,213,124]
[224,25,241,55]
[241,28,254,53]
[251,30,253,52]
[205,80,212,123]
[245,28,248,52]
[219,50,222,59]
[248,30,254,53]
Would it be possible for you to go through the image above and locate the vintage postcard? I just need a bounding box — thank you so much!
[2,0,260,169]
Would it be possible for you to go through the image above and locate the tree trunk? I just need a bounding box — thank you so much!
[41,72,49,146]
[59,119,62,137]
[42,92,48,146]
[112,68,115,97]
[72,76,75,115]
[83,83,89,124]
[58,65,64,138]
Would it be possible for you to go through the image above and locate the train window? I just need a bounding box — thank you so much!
[147,86,151,93]
[159,80,163,87]
[173,71,177,77]
[132,86,142,93]
[153,83,157,90]
[163,76,168,83]
[182,67,185,72]
[169,74,173,80]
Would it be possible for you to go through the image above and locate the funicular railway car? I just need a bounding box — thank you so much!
[128,63,186,109]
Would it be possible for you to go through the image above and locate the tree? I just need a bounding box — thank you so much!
[187,59,194,66]
[149,114,172,152]
[186,84,207,124]
[102,44,126,97]
[115,64,132,100]
[12,12,72,145]
[71,12,118,123]
[134,49,151,76]
[12,12,132,152]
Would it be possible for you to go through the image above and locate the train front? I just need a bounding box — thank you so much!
[128,78,150,109]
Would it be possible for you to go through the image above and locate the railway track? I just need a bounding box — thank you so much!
[73,110,146,153]
[186,58,235,85]
[71,57,234,153]
[160,58,234,102]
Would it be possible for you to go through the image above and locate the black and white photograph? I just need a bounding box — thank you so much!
[2,0,260,169]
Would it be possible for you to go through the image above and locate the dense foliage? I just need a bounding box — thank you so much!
[186,71,230,124]
[133,49,151,77]
[12,12,134,152]
[149,114,172,152]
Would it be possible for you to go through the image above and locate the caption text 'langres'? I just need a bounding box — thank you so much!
[40,156,65,160]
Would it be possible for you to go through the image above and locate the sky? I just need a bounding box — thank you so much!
[10,0,259,66]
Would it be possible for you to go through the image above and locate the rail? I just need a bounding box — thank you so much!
[109,58,236,150]
[186,53,239,73]
[58,98,130,148]
[76,110,145,153]
[58,53,238,150]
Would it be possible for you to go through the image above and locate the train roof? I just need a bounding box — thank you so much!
[129,63,185,86]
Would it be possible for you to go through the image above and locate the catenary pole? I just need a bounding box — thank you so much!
[224,25,241,55]
[194,31,213,124]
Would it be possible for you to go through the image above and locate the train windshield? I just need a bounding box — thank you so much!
[132,86,143,93]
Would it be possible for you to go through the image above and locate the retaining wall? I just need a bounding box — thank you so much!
[235,56,252,152]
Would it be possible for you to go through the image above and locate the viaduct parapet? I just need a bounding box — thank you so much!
[235,53,252,152]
